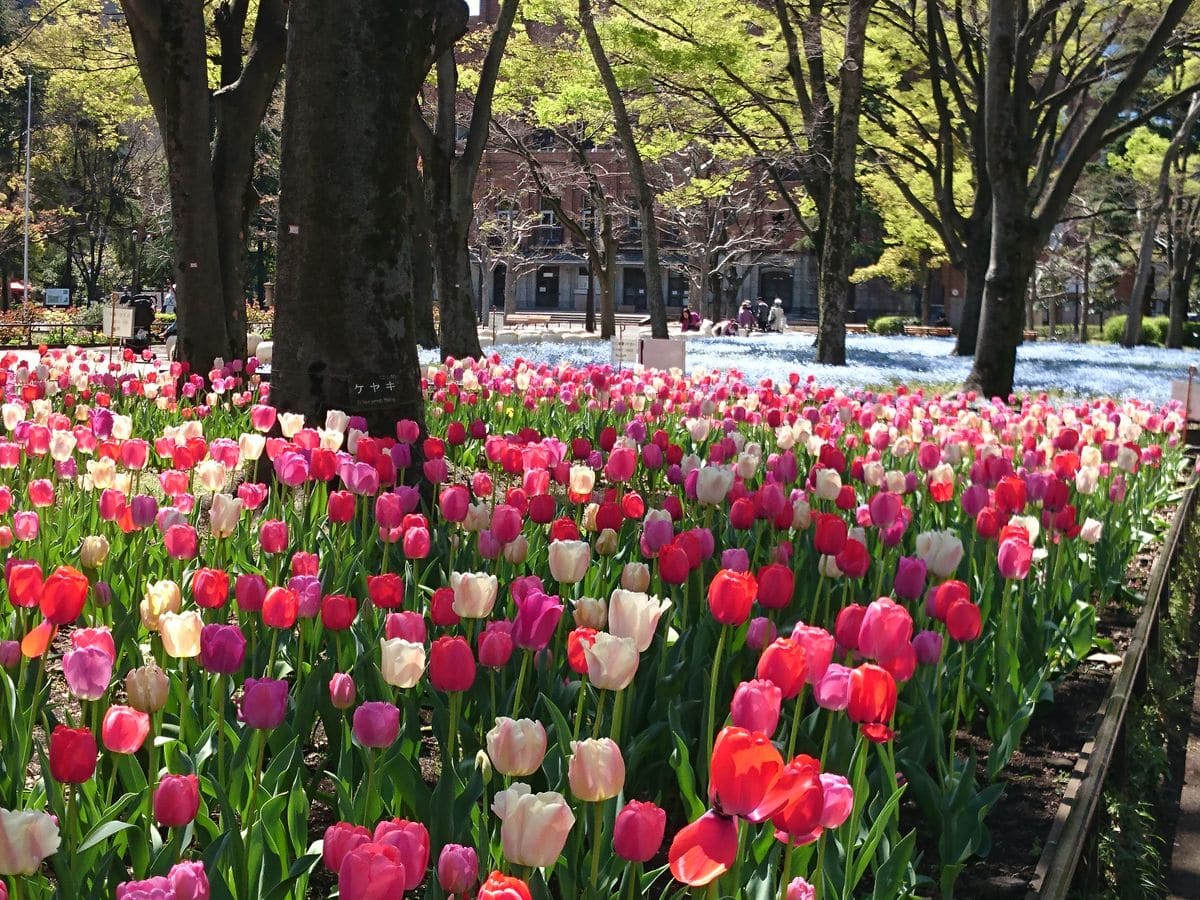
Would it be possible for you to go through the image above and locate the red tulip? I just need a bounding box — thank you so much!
[997,536,1033,580]
[566,627,597,675]
[857,598,913,662]
[927,580,969,621]
[847,664,897,743]
[755,639,808,699]
[101,705,150,754]
[708,569,757,626]
[40,565,89,625]
[367,573,405,609]
[769,754,825,843]
[328,490,356,523]
[833,604,866,651]
[154,774,200,827]
[613,799,667,863]
[946,599,983,642]
[708,726,786,821]
[6,560,43,608]
[756,563,794,610]
[835,538,869,579]
[812,512,847,556]
[235,573,268,612]
[667,810,738,887]
[49,724,97,783]
[477,871,533,900]
[191,568,229,609]
[658,543,690,585]
[262,587,299,629]
[321,594,358,630]
[429,636,476,692]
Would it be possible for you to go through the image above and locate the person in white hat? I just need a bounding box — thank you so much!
[769,298,787,332]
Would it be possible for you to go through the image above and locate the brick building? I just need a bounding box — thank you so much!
[465,1,914,323]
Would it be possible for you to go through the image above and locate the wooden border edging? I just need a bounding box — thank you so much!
[1026,474,1198,899]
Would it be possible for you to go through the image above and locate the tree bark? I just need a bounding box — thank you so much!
[411,170,439,349]
[1123,95,1200,347]
[578,0,668,339]
[271,0,466,437]
[119,0,285,374]
[954,214,991,355]
[919,262,933,325]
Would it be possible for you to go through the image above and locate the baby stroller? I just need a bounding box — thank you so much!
[123,295,157,352]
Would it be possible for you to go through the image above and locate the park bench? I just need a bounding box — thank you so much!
[504,314,553,327]
[903,325,955,337]
[845,323,870,334]
[1023,330,1038,341]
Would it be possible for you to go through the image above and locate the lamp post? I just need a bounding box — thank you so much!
[22,73,32,301]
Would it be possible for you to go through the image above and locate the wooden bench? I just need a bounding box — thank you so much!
[903,325,954,337]
[504,314,552,327]
[1023,330,1038,341]
[845,323,870,334]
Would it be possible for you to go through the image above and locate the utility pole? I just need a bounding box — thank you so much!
[22,73,32,301]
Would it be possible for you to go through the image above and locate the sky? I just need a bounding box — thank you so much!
[468,0,481,13]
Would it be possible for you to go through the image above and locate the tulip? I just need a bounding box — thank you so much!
[353,701,401,748]
[191,568,229,609]
[613,799,666,863]
[209,493,242,537]
[102,705,150,754]
[12,512,38,542]
[787,877,817,900]
[491,504,521,543]
[430,636,477,692]
[338,842,408,900]
[140,579,181,631]
[39,565,89,625]
[165,861,208,900]
[6,560,43,607]
[818,773,854,828]
[847,663,897,742]
[756,638,808,699]
[584,632,639,691]
[756,563,794,610]
[608,589,671,653]
[49,725,97,783]
[450,571,498,618]
[329,673,356,709]
[814,663,852,710]
[259,518,288,554]
[572,596,608,630]
[548,540,590,584]
[125,664,170,713]
[477,621,515,668]
[235,573,267,612]
[0,641,18,669]
[373,819,430,891]
[998,536,1033,579]
[491,782,575,868]
[620,562,650,592]
[164,524,198,560]
[154,774,200,827]
[381,638,425,689]
[262,587,299,629]
[769,753,824,842]
[667,810,738,887]
[857,598,914,662]
[746,616,778,652]
[364,573,403,610]
[696,465,734,504]
[437,844,479,897]
[511,591,564,652]
[477,871,533,900]
[79,534,110,569]
[486,718,547,777]
[893,556,927,600]
[62,646,113,701]
[708,726,785,821]
[323,822,371,872]
[160,610,203,658]
[239,678,289,729]
[946,599,983,642]
[0,808,61,875]
[707,569,757,626]
[730,679,782,736]
[915,529,964,578]
[568,738,625,802]
[912,629,944,665]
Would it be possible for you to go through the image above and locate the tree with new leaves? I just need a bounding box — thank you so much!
[967,0,1197,396]
[118,0,285,373]
[413,0,520,361]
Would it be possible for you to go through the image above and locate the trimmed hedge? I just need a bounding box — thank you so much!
[1102,315,1172,346]
[869,315,918,335]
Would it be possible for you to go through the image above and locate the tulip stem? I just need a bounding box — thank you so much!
[814,832,828,900]
[610,689,625,746]
[215,676,227,805]
[589,801,604,892]
[948,642,968,767]
[785,685,807,761]
[447,691,462,762]
[703,625,729,792]
[779,842,794,900]
[511,651,530,722]
[572,679,588,742]
[592,690,608,740]
[145,713,159,827]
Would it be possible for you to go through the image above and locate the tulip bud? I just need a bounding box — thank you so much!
[595,528,619,557]
[329,673,356,709]
[475,750,494,784]
[125,663,169,713]
[620,562,650,593]
[573,596,608,630]
[568,738,625,802]
[79,534,110,569]
[154,774,200,828]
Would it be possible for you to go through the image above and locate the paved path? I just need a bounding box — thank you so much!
[1169,647,1200,899]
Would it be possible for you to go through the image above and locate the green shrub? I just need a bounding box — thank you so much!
[869,315,916,335]
[1102,315,1127,343]
[1101,314,1175,346]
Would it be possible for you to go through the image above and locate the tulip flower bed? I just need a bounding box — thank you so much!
[0,347,1188,900]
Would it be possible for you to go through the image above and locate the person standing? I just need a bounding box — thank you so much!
[769,298,787,332]
[163,284,176,313]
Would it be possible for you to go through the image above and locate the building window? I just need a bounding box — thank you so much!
[668,271,689,306]
[581,203,597,237]
[539,197,558,228]
[577,266,590,292]
[496,200,517,229]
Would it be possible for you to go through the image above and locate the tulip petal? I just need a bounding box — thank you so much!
[21,620,56,658]
[668,810,738,887]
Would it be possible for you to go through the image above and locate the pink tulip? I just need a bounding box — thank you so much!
[437,844,479,896]
[729,679,782,736]
[373,819,429,891]
[352,701,401,748]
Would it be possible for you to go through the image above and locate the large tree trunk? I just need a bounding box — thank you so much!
[503,267,520,319]
[919,257,933,325]
[271,0,466,437]
[433,206,482,359]
[120,0,284,373]
[954,216,990,355]
[411,168,439,349]
[814,0,873,366]
[578,0,668,339]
